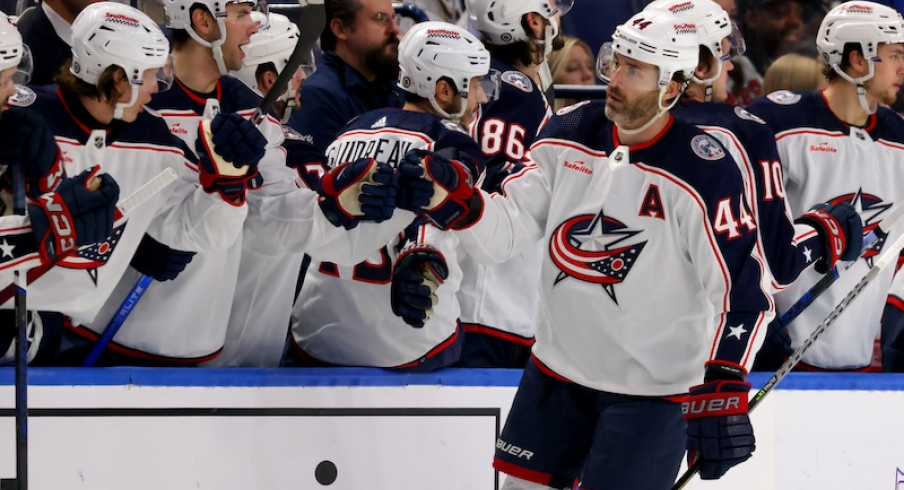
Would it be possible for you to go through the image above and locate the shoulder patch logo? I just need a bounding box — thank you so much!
[501,71,534,93]
[691,134,725,161]
[556,99,592,116]
[766,90,801,105]
[733,106,765,124]
[8,85,35,107]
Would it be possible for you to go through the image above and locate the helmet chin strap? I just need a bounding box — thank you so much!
[618,85,681,136]
[186,21,230,75]
[113,84,140,120]
[429,94,466,122]
[833,61,877,115]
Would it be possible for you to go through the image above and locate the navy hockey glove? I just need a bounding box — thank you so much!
[684,380,755,480]
[752,320,794,371]
[196,113,266,204]
[129,233,196,281]
[481,160,529,194]
[27,167,119,264]
[881,301,904,372]
[391,245,448,328]
[795,202,863,274]
[0,107,65,198]
[318,158,397,229]
[397,149,478,230]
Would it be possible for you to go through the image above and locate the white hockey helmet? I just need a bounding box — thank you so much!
[163,0,267,74]
[231,11,299,91]
[398,21,496,120]
[608,10,699,134]
[610,9,699,89]
[70,3,174,119]
[465,0,573,45]
[644,0,744,83]
[816,1,904,112]
[0,12,31,84]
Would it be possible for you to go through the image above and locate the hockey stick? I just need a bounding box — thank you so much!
[12,169,28,490]
[771,202,904,333]
[81,273,152,366]
[251,0,325,125]
[671,228,904,490]
[0,168,178,305]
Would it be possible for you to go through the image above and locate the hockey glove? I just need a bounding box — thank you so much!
[317,157,397,229]
[481,160,529,194]
[129,233,196,281]
[391,245,448,328]
[28,167,120,264]
[795,202,863,274]
[0,107,65,198]
[397,149,478,230]
[196,113,267,204]
[684,380,755,480]
[751,320,794,372]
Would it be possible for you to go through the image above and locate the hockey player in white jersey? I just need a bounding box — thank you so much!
[0,11,120,363]
[748,1,904,372]
[145,0,411,367]
[645,0,864,370]
[398,10,774,488]
[7,3,260,366]
[454,0,569,367]
[286,21,493,370]
[230,12,307,123]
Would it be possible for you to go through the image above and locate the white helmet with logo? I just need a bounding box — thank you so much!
[232,11,299,92]
[644,0,745,91]
[465,0,572,45]
[163,0,265,74]
[817,1,904,112]
[609,9,699,133]
[70,2,174,119]
[398,21,494,121]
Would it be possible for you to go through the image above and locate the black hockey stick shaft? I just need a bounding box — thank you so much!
[772,202,904,331]
[251,0,325,125]
[672,228,904,490]
[12,169,27,490]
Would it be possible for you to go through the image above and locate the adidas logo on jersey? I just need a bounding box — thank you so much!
[371,116,387,129]
[809,142,838,153]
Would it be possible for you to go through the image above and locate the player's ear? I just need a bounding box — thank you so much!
[112,68,132,104]
[847,48,868,77]
[523,12,545,39]
[190,6,219,41]
[434,79,454,105]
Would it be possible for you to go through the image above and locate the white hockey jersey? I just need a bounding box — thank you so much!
[0,87,246,334]
[148,77,413,365]
[456,101,774,396]
[748,90,904,369]
[291,108,479,368]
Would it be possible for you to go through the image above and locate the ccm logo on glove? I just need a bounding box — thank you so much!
[37,193,76,254]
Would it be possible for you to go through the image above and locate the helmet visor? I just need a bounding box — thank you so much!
[726,22,745,58]
[12,44,32,85]
[596,41,612,84]
[555,0,574,16]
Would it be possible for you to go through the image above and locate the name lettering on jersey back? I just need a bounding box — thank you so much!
[564,160,592,175]
[326,135,423,167]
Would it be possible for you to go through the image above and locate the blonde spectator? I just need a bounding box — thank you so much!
[763,52,827,95]
[547,35,595,112]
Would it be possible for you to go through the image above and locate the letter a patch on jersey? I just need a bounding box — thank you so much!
[639,184,665,220]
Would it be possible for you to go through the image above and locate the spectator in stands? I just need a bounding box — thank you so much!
[15,0,101,85]
[762,52,827,94]
[740,0,805,76]
[286,0,404,153]
[547,35,595,112]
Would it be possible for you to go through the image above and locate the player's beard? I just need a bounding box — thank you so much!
[364,36,401,80]
[605,87,660,129]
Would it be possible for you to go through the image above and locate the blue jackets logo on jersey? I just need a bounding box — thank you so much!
[691,134,726,161]
[549,210,647,304]
[58,224,127,285]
